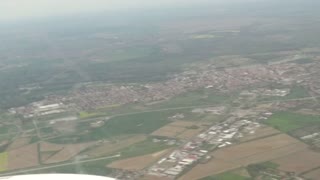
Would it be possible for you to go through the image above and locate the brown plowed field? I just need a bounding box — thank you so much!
[40,142,64,152]
[177,128,204,140]
[151,126,185,138]
[239,126,280,142]
[8,143,39,170]
[7,137,31,150]
[179,158,240,180]
[108,149,171,171]
[151,121,198,138]
[169,121,196,127]
[44,142,95,164]
[272,149,320,174]
[303,168,320,180]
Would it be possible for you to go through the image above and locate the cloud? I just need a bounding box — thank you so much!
[0,0,215,22]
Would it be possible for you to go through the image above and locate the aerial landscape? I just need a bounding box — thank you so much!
[1,0,320,179]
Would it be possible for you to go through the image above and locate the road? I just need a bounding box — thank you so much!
[1,94,320,176]
[0,154,120,177]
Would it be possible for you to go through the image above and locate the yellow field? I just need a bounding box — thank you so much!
[0,152,8,172]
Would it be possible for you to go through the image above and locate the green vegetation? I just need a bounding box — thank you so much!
[293,58,314,64]
[119,138,173,159]
[266,111,320,132]
[201,172,251,180]
[78,111,104,119]
[150,89,234,109]
[247,162,278,178]
[0,124,18,134]
[50,109,183,143]
[284,86,310,99]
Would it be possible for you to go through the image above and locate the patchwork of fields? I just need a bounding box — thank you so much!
[180,134,308,180]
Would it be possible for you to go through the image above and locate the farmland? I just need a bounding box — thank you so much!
[303,168,320,179]
[148,90,233,109]
[108,148,171,171]
[238,126,280,142]
[43,142,96,164]
[7,137,31,150]
[265,112,320,132]
[151,121,198,138]
[7,143,39,171]
[272,149,320,174]
[118,138,174,159]
[0,152,7,172]
[85,135,147,158]
[180,134,308,180]
[200,172,251,180]
[1,0,320,179]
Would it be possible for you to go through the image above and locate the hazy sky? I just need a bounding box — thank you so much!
[0,0,220,22]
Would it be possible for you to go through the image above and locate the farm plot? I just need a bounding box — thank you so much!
[303,168,320,180]
[272,149,320,174]
[8,143,39,170]
[39,141,67,162]
[238,126,280,142]
[180,134,308,180]
[151,120,198,138]
[108,148,171,171]
[7,137,31,150]
[151,126,186,138]
[44,142,96,164]
[142,175,172,180]
[169,121,196,127]
[0,152,8,172]
[179,158,240,180]
[40,142,65,152]
[176,128,204,140]
[266,112,320,132]
[85,134,146,158]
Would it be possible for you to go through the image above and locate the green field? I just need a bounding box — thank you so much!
[50,109,186,143]
[201,172,251,180]
[150,89,234,109]
[119,138,173,159]
[266,112,320,132]
[247,162,279,178]
[284,86,310,99]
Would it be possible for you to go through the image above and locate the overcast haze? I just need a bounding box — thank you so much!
[0,0,225,22]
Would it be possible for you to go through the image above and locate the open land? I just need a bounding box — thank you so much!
[7,137,31,150]
[303,168,320,179]
[180,134,308,180]
[44,142,96,164]
[272,149,320,174]
[7,143,39,171]
[108,149,172,171]
[85,135,147,158]
[238,126,281,142]
[2,2,320,179]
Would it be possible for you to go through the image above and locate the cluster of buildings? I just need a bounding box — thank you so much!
[41,57,312,111]
[9,101,66,118]
[147,113,270,179]
[9,54,319,113]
